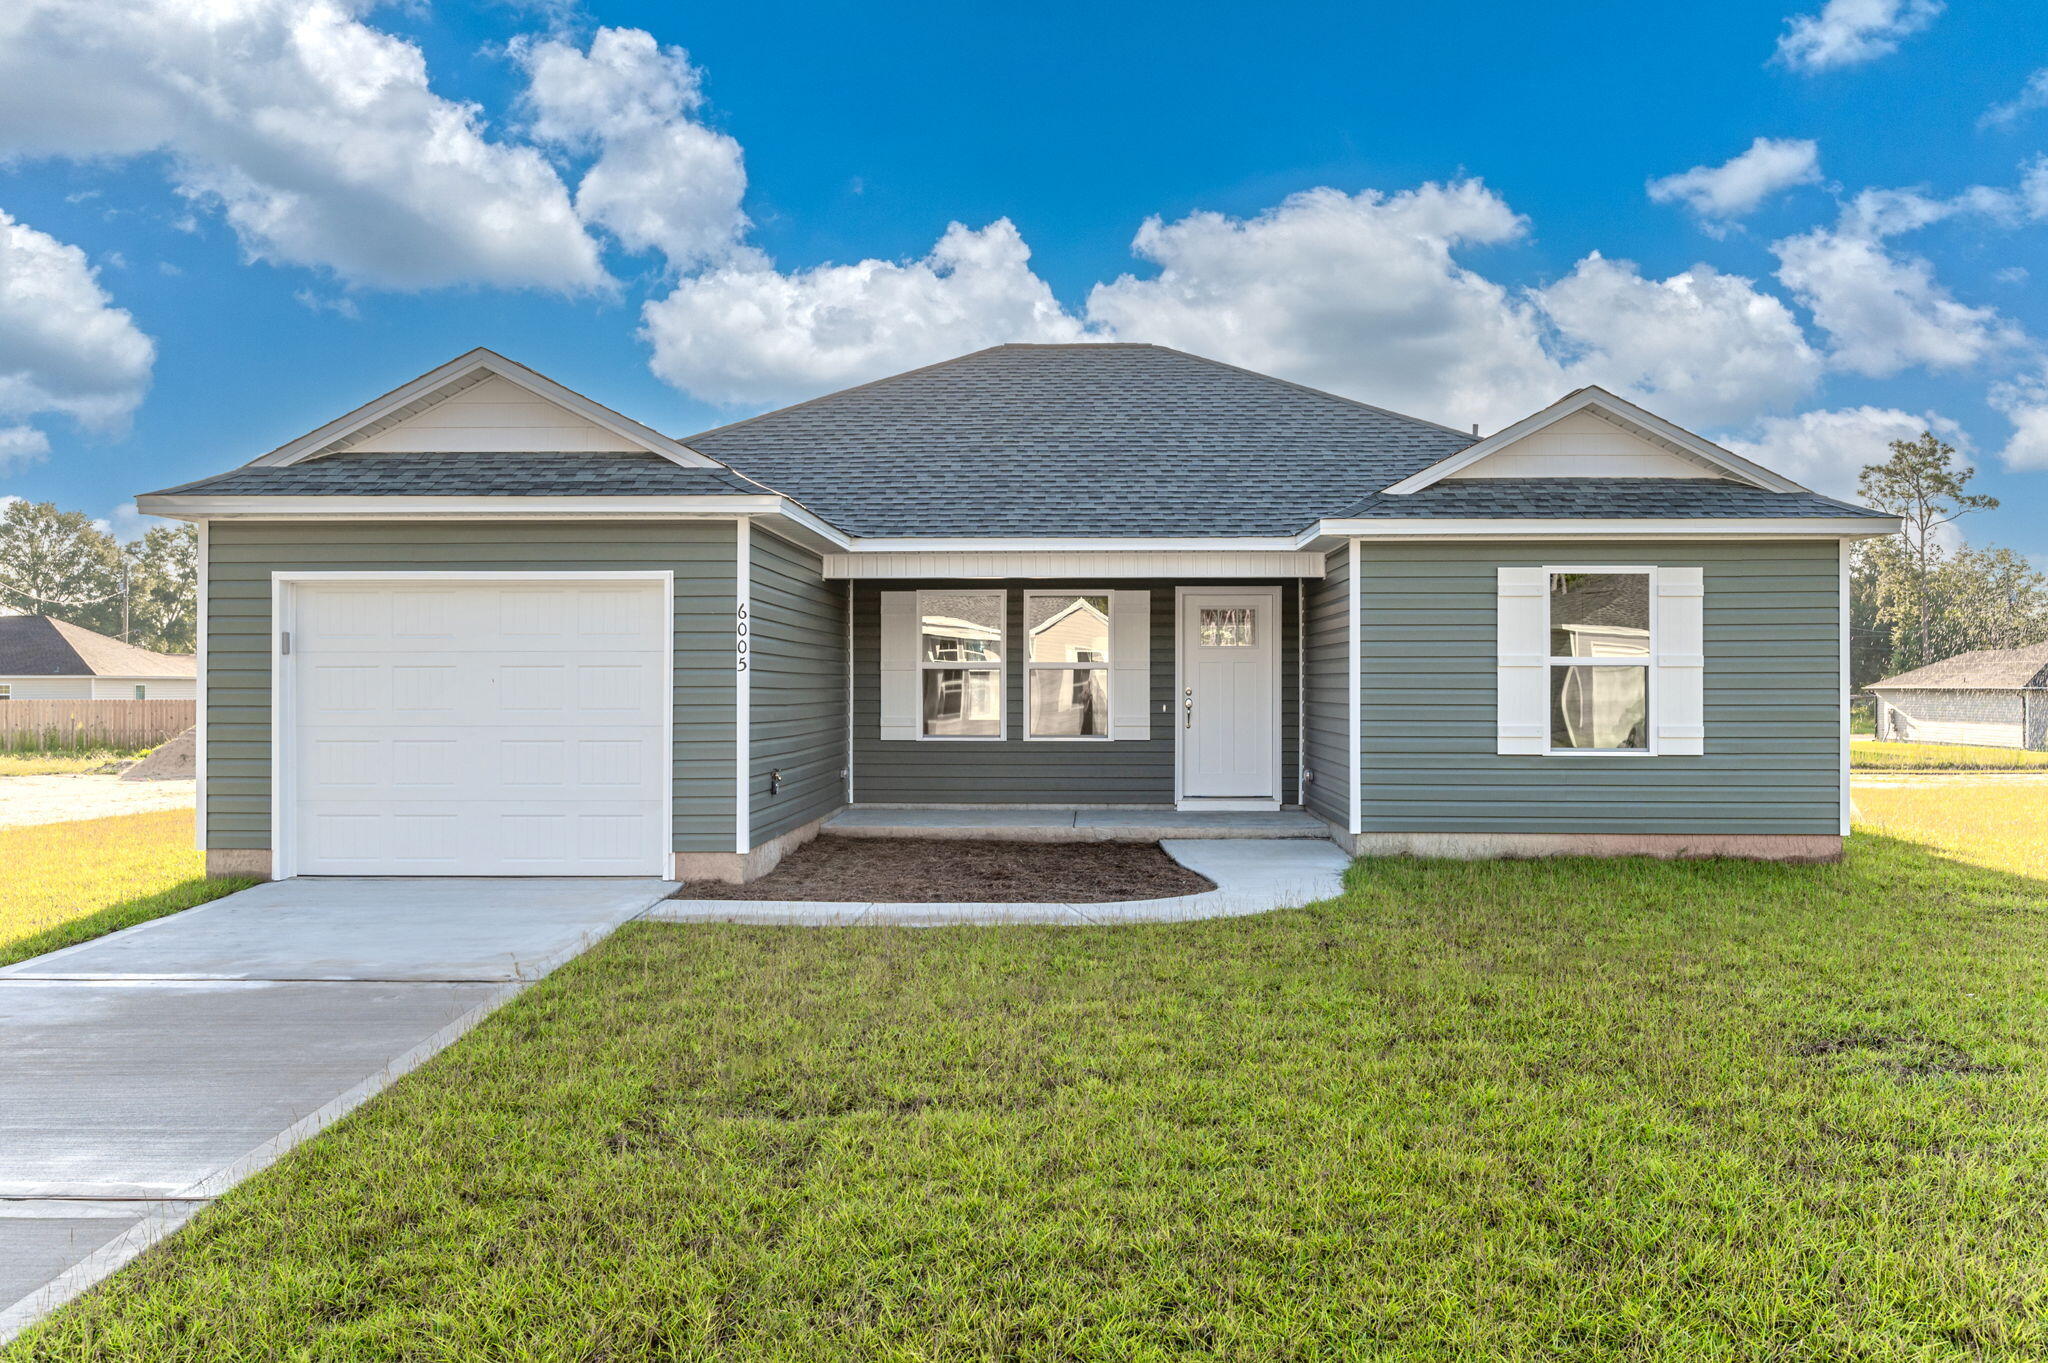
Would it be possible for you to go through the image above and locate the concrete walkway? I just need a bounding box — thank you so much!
[651,838,1353,926]
[0,878,673,1344]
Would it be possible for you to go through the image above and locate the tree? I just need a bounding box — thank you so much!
[1856,433,1998,669]
[0,499,122,634]
[122,524,198,653]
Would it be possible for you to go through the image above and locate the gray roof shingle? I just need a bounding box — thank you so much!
[682,343,1480,535]
[144,453,767,498]
[1869,643,2048,691]
[1338,478,1878,521]
[0,615,195,677]
[143,344,1890,536]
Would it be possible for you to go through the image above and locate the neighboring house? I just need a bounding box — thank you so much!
[135,345,1899,882]
[1867,644,2048,750]
[0,615,197,701]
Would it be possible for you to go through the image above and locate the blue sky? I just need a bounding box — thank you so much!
[2,0,2046,555]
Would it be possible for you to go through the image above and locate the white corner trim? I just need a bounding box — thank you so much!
[247,348,722,469]
[736,518,752,855]
[267,570,674,881]
[1839,538,1851,837]
[1380,387,1806,496]
[1348,539,1361,837]
[193,520,208,853]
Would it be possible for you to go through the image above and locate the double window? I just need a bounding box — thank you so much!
[911,589,1121,740]
[1546,571,1651,752]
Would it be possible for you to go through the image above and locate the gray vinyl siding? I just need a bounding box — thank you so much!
[203,520,737,853]
[850,581,1298,805]
[748,528,848,844]
[1358,540,1842,835]
[1302,544,1351,829]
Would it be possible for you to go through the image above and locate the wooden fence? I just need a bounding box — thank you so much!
[0,699,197,752]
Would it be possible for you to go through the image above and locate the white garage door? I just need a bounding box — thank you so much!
[285,577,669,876]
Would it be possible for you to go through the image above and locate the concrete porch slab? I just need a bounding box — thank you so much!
[1,878,674,983]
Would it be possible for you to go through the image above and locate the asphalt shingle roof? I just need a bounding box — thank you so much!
[681,344,1480,535]
[144,344,1891,537]
[0,615,195,677]
[1338,478,1878,521]
[1869,642,2048,691]
[144,453,767,498]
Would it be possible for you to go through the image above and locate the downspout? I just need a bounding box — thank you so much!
[1296,578,1306,807]
[194,520,208,854]
[1349,538,1362,838]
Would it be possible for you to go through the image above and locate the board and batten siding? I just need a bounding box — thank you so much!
[747,529,849,845]
[1301,545,1352,829]
[203,520,738,854]
[850,581,1298,805]
[1358,540,1841,835]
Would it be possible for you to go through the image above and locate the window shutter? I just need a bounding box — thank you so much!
[1496,566,1547,755]
[1654,567,1705,755]
[880,591,919,741]
[1108,590,1150,740]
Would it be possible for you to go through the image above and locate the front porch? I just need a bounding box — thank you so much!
[822,806,1335,841]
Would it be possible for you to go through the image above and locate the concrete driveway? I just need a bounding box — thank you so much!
[0,877,672,1343]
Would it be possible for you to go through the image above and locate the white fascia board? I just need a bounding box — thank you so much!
[843,534,1303,553]
[1379,387,1806,496]
[248,348,723,469]
[1312,516,1900,541]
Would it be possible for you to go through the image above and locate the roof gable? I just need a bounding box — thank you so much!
[1382,387,1805,496]
[248,349,722,468]
[1869,642,2048,691]
[0,615,195,678]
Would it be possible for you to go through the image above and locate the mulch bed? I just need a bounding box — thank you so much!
[676,836,1216,903]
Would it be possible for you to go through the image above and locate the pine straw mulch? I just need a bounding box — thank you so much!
[675,836,1215,903]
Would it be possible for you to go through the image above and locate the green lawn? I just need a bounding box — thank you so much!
[16,795,2048,1360]
[1853,739,2048,771]
[0,809,251,968]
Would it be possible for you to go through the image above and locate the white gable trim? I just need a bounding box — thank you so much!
[248,348,724,469]
[1380,387,1805,496]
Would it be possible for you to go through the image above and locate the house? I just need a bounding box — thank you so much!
[0,615,196,701]
[1867,643,2048,750]
[134,344,1899,882]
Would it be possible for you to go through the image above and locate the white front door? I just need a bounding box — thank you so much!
[282,576,670,877]
[1179,589,1280,803]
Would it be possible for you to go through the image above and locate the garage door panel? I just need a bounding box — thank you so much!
[289,580,668,877]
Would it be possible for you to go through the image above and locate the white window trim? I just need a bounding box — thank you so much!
[915,588,1007,742]
[1022,589,1113,742]
[267,570,676,882]
[1542,564,1657,758]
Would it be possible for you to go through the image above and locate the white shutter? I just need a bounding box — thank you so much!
[1654,566,1705,755]
[1496,566,1548,755]
[880,590,919,741]
[1108,590,1150,740]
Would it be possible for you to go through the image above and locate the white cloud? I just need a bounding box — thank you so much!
[1647,137,1822,227]
[94,500,166,541]
[1723,406,1966,496]
[0,0,605,291]
[1085,183,1564,431]
[1775,0,1942,71]
[1534,254,1822,427]
[1771,209,2023,376]
[645,180,1829,436]
[1982,68,2048,129]
[1991,366,2048,470]
[515,26,747,270]
[0,208,154,464]
[641,220,1088,406]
